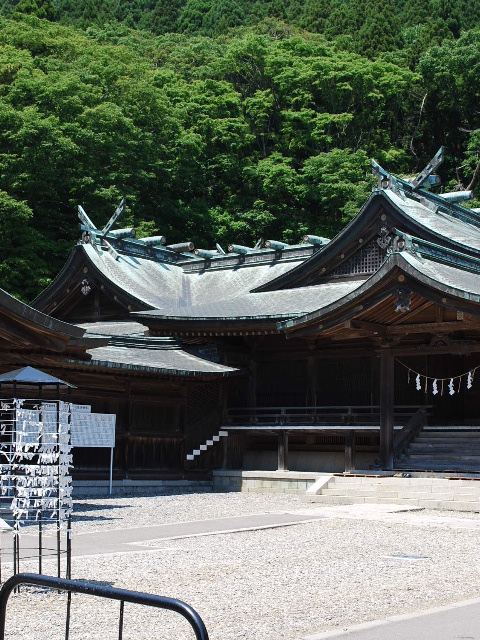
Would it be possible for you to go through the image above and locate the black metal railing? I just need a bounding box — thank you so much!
[0,573,209,640]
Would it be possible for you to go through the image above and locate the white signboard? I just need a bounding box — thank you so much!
[71,413,116,448]
[70,404,91,414]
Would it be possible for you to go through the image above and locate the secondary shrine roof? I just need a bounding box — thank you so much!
[70,322,240,377]
[79,343,239,377]
[79,243,310,311]
[134,280,361,322]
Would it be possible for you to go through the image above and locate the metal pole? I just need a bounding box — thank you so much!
[110,447,113,495]
[65,591,71,640]
[66,515,71,580]
[38,512,42,575]
[57,396,61,579]
[119,600,124,640]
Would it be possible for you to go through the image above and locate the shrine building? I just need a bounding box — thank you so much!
[23,148,480,479]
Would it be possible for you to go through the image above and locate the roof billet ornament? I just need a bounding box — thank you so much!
[167,242,195,253]
[303,234,330,247]
[109,228,136,239]
[140,235,167,247]
[228,244,257,255]
[265,240,290,250]
[194,248,220,258]
[438,190,473,203]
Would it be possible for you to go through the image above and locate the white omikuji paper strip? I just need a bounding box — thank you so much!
[1,401,115,530]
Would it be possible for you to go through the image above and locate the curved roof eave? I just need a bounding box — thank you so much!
[254,189,480,293]
[278,251,480,334]
[251,192,381,293]
[0,287,85,340]
[33,244,157,314]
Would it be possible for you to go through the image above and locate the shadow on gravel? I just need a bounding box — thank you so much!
[72,514,123,524]
[73,502,130,512]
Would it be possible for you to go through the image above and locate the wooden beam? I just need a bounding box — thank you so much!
[392,342,480,356]
[351,320,387,336]
[387,320,480,336]
[391,300,433,325]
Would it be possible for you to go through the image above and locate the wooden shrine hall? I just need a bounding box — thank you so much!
[29,147,480,476]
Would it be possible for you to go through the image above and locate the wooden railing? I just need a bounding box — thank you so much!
[393,408,430,458]
[225,405,430,428]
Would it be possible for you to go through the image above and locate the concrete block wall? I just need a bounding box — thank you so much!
[213,470,321,494]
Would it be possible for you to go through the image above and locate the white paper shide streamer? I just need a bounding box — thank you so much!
[397,360,478,397]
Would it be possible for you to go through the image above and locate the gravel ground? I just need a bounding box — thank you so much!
[3,491,480,640]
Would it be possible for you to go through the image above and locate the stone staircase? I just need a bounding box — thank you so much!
[186,429,228,462]
[396,426,480,472]
[306,474,480,511]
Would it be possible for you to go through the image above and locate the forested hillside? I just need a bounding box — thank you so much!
[0,3,479,300]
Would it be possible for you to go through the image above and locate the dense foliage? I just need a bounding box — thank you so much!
[0,4,479,300]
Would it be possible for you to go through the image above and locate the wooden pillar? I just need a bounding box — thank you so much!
[247,360,257,407]
[277,430,289,471]
[94,290,100,318]
[379,348,394,469]
[124,381,132,476]
[344,430,355,472]
[222,434,229,469]
[307,355,317,407]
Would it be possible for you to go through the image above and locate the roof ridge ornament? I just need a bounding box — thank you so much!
[409,147,444,190]
[78,198,127,243]
[390,230,424,262]
[371,146,444,192]
[377,227,392,250]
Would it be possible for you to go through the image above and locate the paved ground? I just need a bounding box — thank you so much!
[2,499,480,639]
[2,511,325,559]
[306,597,480,639]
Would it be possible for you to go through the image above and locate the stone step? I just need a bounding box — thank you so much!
[409,453,480,461]
[323,487,480,500]
[416,432,480,438]
[410,445,480,454]
[415,437,480,444]
[396,462,480,472]
[308,494,480,511]
[332,475,478,486]
[424,426,480,431]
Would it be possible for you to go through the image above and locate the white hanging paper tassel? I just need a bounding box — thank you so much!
[449,378,455,395]
[432,379,438,395]
[416,374,421,390]
[467,371,473,389]
[458,377,462,393]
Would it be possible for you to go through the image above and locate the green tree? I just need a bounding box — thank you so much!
[14,0,55,20]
